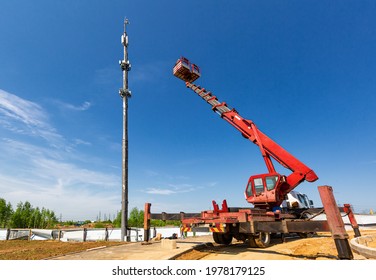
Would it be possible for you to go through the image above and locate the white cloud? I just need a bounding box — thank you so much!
[54,100,92,111]
[0,89,47,127]
[0,89,120,220]
[0,136,120,219]
[143,183,197,195]
[145,188,176,195]
[0,172,120,221]
[32,158,119,189]
[0,89,64,145]
[0,141,120,220]
[73,138,92,146]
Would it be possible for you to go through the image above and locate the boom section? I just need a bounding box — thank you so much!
[185,82,318,198]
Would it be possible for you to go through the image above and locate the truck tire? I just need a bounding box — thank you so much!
[213,232,233,245]
[219,233,233,245]
[212,232,221,244]
[254,232,271,248]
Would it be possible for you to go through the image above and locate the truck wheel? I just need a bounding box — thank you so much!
[254,232,271,248]
[212,232,221,244]
[213,232,233,245]
[219,233,233,245]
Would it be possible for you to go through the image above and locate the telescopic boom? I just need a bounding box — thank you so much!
[173,57,318,209]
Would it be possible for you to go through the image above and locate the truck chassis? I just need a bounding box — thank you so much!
[145,187,356,259]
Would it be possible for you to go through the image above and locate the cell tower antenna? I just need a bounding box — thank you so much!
[124,17,130,28]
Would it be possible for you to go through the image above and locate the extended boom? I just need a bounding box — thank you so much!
[174,57,318,210]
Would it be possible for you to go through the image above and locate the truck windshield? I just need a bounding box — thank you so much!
[297,193,308,207]
[265,175,278,191]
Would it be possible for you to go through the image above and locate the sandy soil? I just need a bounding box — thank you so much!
[175,231,376,260]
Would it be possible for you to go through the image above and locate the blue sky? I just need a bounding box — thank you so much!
[0,1,375,221]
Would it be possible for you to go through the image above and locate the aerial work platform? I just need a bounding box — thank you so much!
[173,57,201,83]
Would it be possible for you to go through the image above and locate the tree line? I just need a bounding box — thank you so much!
[112,207,180,228]
[0,198,58,229]
[1,198,180,229]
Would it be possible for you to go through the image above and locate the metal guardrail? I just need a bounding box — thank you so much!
[0,228,134,242]
[0,227,182,242]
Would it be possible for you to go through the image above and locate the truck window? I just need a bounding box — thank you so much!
[265,175,278,191]
[253,178,264,195]
[297,194,306,206]
[246,182,253,197]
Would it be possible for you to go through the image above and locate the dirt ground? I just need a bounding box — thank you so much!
[176,234,355,260]
[176,231,376,260]
[0,231,375,260]
[0,240,126,260]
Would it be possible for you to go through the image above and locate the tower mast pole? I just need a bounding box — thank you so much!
[119,18,131,242]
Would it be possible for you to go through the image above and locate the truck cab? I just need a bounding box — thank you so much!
[244,173,287,207]
[245,173,314,209]
[281,190,314,209]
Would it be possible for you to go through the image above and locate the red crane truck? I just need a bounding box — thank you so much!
[172,57,352,253]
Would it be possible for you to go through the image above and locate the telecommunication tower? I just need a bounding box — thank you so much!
[119,18,131,242]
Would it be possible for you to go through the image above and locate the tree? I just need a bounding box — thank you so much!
[42,208,58,228]
[113,208,144,228]
[0,198,13,228]
[11,201,58,228]
[30,207,42,228]
[11,201,32,228]
[128,207,144,228]
[113,211,121,228]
